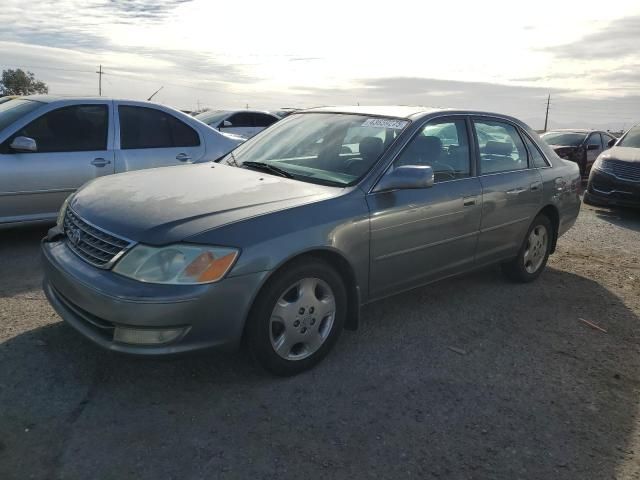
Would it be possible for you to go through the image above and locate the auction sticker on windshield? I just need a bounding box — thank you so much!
[361,118,408,129]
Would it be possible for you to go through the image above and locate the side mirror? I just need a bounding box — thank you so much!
[10,136,37,153]
[608,138,616,148]
[375,165,435,192]
[219,120,232,129]
[587,144,600,151]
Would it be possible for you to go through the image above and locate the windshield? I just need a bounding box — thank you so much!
[220,113,409,186]
[0,99,43,132]
[195,110,229,126]
[618,125,640,148]
[541,132,586,146]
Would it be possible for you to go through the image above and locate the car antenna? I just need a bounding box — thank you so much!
[147,86,164,101]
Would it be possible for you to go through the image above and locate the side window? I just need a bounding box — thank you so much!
[226,112,253,127]
[602,134,615,148]
[588,133,603,149]
[394,118,471,182]
[12,104,108,153]
[167,115,199,147]
[253,113,278,128]
[119,106,199,149]
[521,132,550,168]
[474,119,528,174]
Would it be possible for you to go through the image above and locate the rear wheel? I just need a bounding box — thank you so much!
[246,258,347,376]
[502,214,552,283]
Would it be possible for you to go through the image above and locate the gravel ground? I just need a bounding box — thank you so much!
[1,202,639,480]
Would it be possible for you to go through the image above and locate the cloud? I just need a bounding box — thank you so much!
[544,15,640,59]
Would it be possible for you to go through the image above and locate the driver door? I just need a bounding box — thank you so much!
[367,116,482,299]
[0,102,114,224]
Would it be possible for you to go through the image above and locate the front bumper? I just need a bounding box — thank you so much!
[585,168,640,208]
[42,238,269,355]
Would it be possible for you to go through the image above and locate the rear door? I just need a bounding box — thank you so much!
[115,103,205,172]
[585,132,603,170]
[0,102,113,224]
[472,117,543,266]
[367,116,483,298]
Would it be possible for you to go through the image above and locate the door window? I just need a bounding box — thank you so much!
[521,133,550,168]
[119,106,199,149]
[587,133,603,149]
[7,104,108,153]
[252,113,279,128]
[602,133,615,147]
[394,119,471,182]
[225,112,254,127]
[474,120,528,174]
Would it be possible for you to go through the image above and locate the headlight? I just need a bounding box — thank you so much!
[113,244,239,284]
[56,194,74,228]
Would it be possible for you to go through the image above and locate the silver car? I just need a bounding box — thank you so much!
[42,106,581,375]
[194,109,281,139]
[0,96,243,227]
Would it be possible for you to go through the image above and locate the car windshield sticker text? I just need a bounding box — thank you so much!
[361,118,408,129]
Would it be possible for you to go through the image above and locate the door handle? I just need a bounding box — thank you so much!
[91,158,111,167]
[176,153,192,162]
[530,181,542,192]
[463,196,477,207]
[506,187,526,195]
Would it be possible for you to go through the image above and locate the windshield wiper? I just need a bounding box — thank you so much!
[242,161,294,179]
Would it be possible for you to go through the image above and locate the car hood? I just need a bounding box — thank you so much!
[601,146,640,163]
[69,163,340,245]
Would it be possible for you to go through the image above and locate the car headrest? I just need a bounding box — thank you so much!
[359,136,384,160]
[484,141,513,156]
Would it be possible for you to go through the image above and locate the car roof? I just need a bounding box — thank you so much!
[299,105,532,125]
[18,95,178,107]
[544,129,599,134]
[303,105,443,119]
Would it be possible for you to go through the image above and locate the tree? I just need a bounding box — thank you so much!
[0,69,49,96]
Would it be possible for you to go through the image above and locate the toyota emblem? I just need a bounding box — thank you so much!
[69,227,82,246]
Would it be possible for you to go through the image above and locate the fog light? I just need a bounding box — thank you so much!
[113,326,187,345]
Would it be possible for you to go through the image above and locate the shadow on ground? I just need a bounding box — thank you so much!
[1,266,638,479]
[0,226,49,297]
[591,206,640,232]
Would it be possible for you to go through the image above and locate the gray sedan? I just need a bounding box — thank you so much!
[41,106,581,375]
[0,96,242,228]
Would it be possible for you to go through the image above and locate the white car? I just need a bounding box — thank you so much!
[195,110,280,139]
[0,96,244,227]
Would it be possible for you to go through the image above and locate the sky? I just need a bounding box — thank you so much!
[1,0,639,130]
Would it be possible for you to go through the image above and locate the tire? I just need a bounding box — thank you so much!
[245,257,347,376]
[502,214,553,283]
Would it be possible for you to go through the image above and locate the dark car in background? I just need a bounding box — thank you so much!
[584,124,640,208]
[541,129,616,176]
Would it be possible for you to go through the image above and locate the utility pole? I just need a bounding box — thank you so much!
[543,94,550,132]
[96,64,103,96]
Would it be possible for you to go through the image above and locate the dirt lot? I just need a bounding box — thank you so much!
[1,202,639,480]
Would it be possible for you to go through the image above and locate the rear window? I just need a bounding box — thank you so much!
[0,99,43,132]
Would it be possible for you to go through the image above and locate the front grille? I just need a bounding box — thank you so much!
[63,209,133,268]
[602,159,640,182]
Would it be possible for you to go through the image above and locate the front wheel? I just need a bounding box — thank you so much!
[245,258,347,376]
[502,214,553,283]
